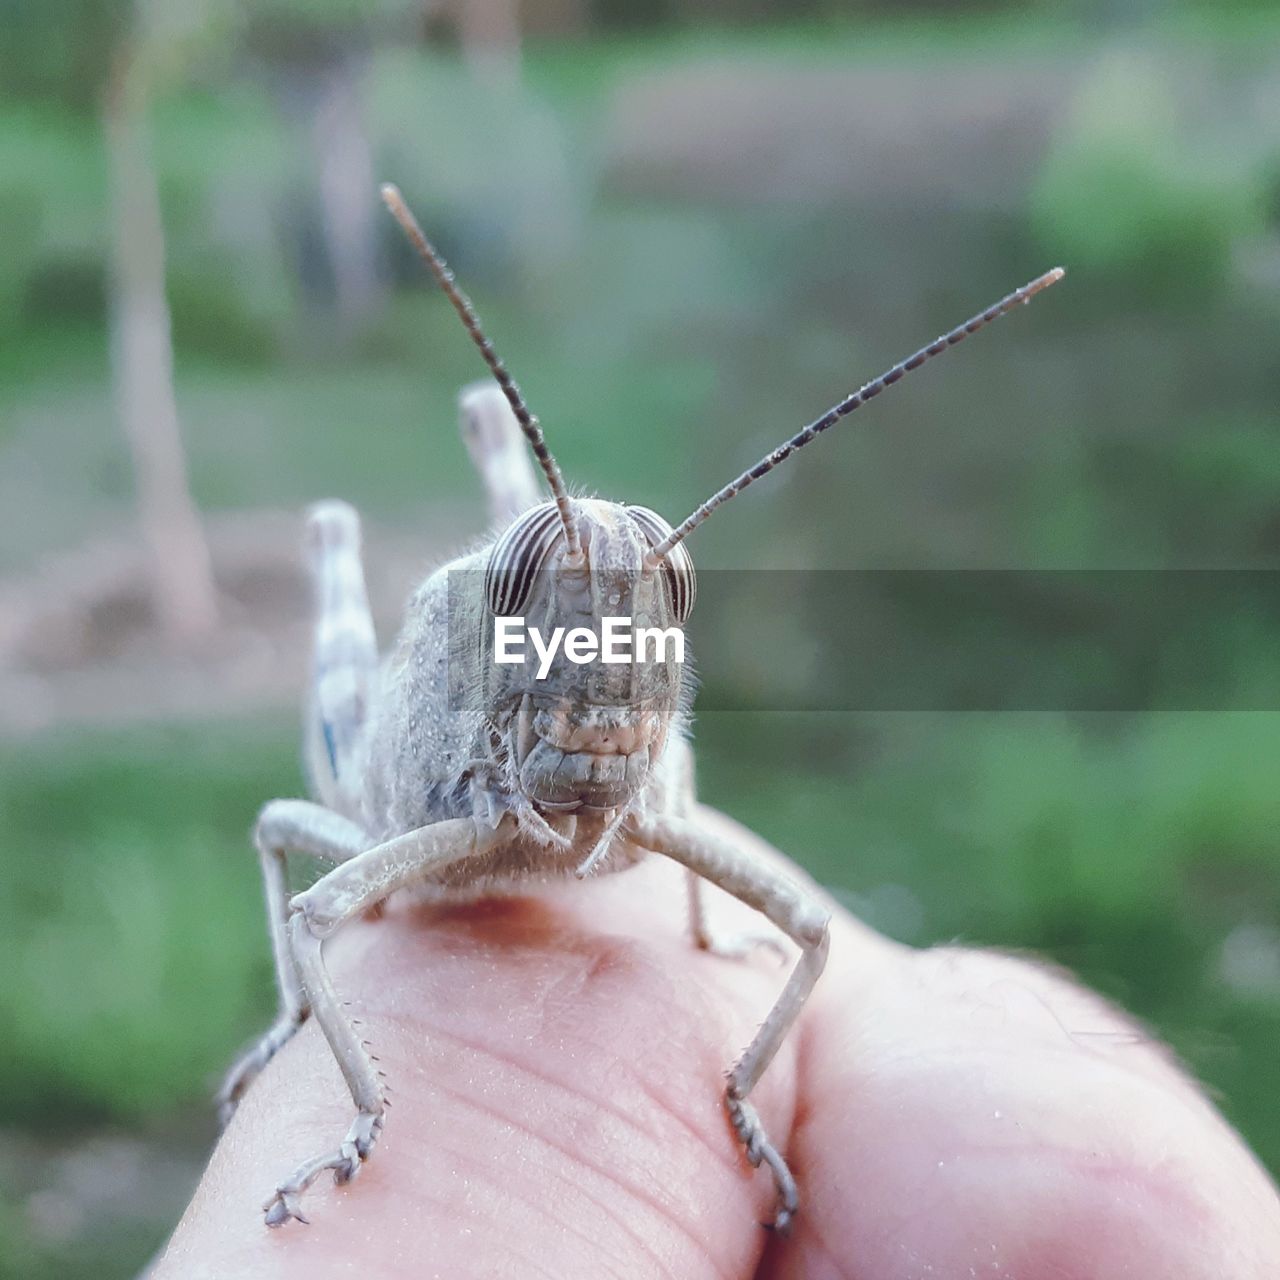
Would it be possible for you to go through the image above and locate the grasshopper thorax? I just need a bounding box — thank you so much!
[480,498,695,815]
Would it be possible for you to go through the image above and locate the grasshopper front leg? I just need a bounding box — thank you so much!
[218,800,369,1124]
[631,813,830,1232]
[262,814,514,1227]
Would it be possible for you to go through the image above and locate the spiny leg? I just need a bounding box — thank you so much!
[264,913,382,1227]
[632,813,830,1232]
[218,800,369,1125]
[459,380,544,526]
[302,500,378,821]
[263,815,513,1227]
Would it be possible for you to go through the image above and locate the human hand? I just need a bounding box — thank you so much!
[156,806,1280,1278]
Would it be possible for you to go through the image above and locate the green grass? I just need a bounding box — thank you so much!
[0,723,298,1122]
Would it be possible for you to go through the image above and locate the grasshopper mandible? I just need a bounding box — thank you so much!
[217,182,1063,1231]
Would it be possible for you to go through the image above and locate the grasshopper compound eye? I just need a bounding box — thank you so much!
[627,505,697,624]
[483,501,566,616]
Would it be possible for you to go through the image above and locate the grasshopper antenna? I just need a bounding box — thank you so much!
[649,266,1065,562]
[381,183,582,559]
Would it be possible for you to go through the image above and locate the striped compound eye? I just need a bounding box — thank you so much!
[627,506,697,624]
[484,502,566,616]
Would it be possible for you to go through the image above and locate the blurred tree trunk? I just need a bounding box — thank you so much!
[104,48,219,642]
[458,0,522,87]
[525,0,587,36]
[428,0,582,41]
[310,63,383,329]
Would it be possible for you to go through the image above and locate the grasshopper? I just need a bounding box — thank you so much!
[217,183,1063,1231]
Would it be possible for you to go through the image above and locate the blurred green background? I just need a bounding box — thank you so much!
[3,0,1280,1275]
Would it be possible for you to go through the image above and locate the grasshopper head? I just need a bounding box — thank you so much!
[481,498,694,814]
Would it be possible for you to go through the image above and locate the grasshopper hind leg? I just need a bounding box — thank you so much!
[302,500,378,822]
[459,381,544,526]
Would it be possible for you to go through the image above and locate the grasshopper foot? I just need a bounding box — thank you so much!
[263,1190,310,1228]
[696,928,788,965]
[726,1091,799,1234]
[262,1109,383,1227]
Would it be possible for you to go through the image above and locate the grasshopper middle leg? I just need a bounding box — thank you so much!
[663,740,787,962]
[631,813,830,1232]
[686,870,789,963]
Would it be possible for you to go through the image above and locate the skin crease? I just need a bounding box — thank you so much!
[156,807,1280,1279]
